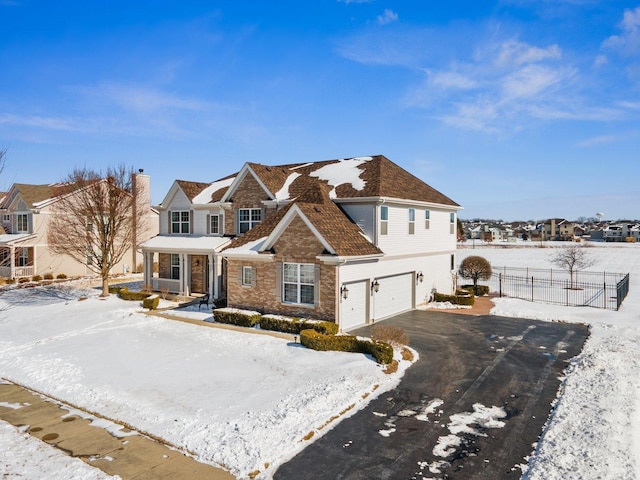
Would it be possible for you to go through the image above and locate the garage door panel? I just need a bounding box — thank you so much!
[340,280,368,331]
[374,273,413,320]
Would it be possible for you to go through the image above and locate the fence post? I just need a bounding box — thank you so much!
[531,276,534,302]
[499,273,502,297]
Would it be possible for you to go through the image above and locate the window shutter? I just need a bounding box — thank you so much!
[251,267,257,287]
[314,264,320,307]
[238,265,243,284]
[206,214,211,234]
[28,214,33,234]
[219,214,224,235]
[167,211,172,234]
[190,210,194,234]
[235,209,239,236]
[276,262,282,302]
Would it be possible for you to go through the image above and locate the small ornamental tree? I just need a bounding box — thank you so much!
[458,256,492,295]
[550,245,595,288]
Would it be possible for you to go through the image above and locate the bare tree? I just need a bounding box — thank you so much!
[458,255,492,294]
[47,165,146,296]
[550,245,595,288]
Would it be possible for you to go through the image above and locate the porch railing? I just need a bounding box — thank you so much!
[152,278,181,294]
[0,266,34,278]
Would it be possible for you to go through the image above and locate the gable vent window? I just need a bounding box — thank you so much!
[408,208,415,235]
[239,208,261,234]
[380,206,388,236]
[171,211,190,234]
[425,210,430,229]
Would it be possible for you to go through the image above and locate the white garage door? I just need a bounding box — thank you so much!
[340,280,368,331]
[373,273,414,320]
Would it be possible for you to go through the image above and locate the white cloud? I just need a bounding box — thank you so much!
[501,64,573,100]
[592,54,608,68]
[377,9,399,25]
[602,6,640,55]
[495,39,562,67]
[429,71,478,90]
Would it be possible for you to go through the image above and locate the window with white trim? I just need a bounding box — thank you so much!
[2,214,10,222]
[450,212,455,235]
[170,254,180,280]
[16,214,29,233]
[242,266,253,286]
[238,208,261,234]
[18,247,29,267]
[408,208,415,235]
[171,211,190,234]
[283,263,315,305]
[380,206,388,236]
[425,210,430,229]
[210,214,222,235]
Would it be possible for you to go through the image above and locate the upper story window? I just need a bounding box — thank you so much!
[408,208,415,235]
[380,206,388,236]
[2,214,9,222]
[238,208,261,234]
[171,211,190,234]
[283,262,315,305]
[450,212,456,235]
[16,214,29,233]
[210,214,222,235]
[425,210,430,229]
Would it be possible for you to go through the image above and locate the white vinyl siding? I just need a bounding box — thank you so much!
[340,204,375,240]
[340,280,368,331]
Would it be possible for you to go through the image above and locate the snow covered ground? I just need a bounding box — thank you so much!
[0,283,413,479]
[459,241,640,480]
[1,241,638,479]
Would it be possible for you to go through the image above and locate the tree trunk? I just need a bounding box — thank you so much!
[101,276,110,297]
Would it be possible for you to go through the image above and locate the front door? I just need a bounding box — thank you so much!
[190,255,208,294]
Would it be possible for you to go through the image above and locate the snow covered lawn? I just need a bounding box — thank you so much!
[459,242,640,479]
[0,285,412,479]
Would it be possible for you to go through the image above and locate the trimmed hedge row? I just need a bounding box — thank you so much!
[117,287,152,301]
[214,309,262,328]
[300,329,393,365]
[259,315,339,335]
[460,284,490,296]
[434,290,475,306]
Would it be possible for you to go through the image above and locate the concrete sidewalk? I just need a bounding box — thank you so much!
[0,381,235,480]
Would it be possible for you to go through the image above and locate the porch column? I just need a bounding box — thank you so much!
[208,253,215,300]
[9,246,15,279]
[181,253,190,296]
[143,251,153,288]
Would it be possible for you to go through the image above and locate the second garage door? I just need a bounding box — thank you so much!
[373,273,414,320]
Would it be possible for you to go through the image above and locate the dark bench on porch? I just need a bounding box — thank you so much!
[198,294,210,310]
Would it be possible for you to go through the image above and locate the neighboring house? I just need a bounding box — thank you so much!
[141,155,461,330]
[603,222,640,242]
[0,172,158,279]
[541,218,575,241]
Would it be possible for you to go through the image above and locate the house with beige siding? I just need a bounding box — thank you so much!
[142,155,461,331]
[0,172,158,279]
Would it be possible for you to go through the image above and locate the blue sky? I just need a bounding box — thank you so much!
[1,0,639,221]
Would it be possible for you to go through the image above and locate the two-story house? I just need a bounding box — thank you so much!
[0,172,158,279]
[141,155,461,331]
[541,218,575,241]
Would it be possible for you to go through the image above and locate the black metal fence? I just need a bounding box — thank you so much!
[486,266,630,311]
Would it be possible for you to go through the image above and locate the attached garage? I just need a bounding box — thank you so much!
[372,273,414,320]
[339,280,368,331]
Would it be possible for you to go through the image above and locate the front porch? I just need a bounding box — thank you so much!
[0,235,37,279]
[139,235,231,299]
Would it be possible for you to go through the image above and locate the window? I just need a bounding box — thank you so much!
[238,209,261,234]
[408,208,415,235]
[450,212,455,235]
[451,254,455,271]
[18,248,29,267]
[283,263,315,305]
[170,254,180,280]
[171,211,190,234]
[16,214,29,233]
[242,266,253,286]
[425,210,430,229]
[210,214,222,235]
[2,214,9,222]
[380,206,388,236]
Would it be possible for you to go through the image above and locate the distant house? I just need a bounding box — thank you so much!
[0,173,158,279]
[141,155,461,330]
[541,218,575,241]
[603,222,640,242]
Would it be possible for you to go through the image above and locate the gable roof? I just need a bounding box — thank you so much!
[1,183,57,210]
[175,180,211,202]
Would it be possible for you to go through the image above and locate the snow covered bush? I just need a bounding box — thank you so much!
[213,308,261,327]
[142,296,160,310]
[259,315,338,335]
[300,329,393,365]
[117,287,151,301]
[434,290,475,306]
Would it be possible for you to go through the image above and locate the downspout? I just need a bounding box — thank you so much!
[335,258,348,332]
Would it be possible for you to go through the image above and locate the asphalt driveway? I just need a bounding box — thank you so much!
[274,310,589,480]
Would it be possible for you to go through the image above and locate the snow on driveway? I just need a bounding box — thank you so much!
[0,288,411,479]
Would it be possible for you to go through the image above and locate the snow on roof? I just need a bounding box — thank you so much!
[309,157,372,199]
[139,235,230,252]
[222,237,267,256]
[192,177,236,205]
[0,233,34,245]
[274,173,301,201]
